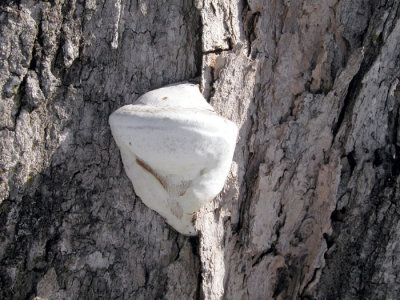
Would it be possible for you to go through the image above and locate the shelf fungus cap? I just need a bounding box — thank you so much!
[109,83,238,235]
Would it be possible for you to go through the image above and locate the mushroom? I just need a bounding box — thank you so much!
[109,83,238,235]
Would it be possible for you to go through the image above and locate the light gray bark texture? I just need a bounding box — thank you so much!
[0,0,399,299]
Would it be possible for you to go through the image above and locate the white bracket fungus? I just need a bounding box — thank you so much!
[109,83,238,235]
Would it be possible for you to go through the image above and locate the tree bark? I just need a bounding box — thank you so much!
[0,0,399,299]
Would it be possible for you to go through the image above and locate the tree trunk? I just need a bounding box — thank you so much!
[0,0,399,299]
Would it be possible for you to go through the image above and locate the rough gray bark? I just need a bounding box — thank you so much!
[0,0,399,299]
[0,1,201,299]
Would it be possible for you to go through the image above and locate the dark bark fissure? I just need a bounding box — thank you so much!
[320,9,400,296]
[242,0,260,59]
[332,0,400,141]
[251,245,276,268]
[189,235,203,300]
[332,34,384,140]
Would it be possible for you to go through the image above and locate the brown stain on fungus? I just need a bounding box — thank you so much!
[191,212,197,226]
[162,96,168,100]
[136,157,166,189]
